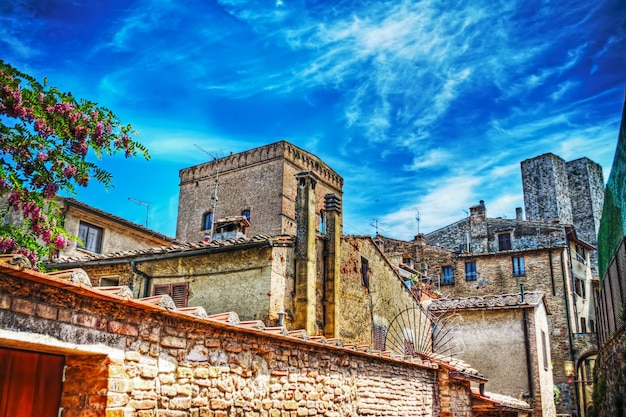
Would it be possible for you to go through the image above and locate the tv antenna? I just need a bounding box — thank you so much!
[128,198,150,228]
[415,208,421,234]
[194,144,221,241]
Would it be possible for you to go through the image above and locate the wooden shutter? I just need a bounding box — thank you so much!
[0,347,65,417]
[153,282,188,308]
[171,282,189,308]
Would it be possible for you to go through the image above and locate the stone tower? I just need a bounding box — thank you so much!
[176,141,343,242]
[521,153,604,276]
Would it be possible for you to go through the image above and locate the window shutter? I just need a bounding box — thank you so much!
[171,282,189,308]
[152,283,188,308]
[153,284,171,296]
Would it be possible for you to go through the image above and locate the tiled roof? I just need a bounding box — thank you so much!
[0,258,452,372]
[61,197,175,242]
[428,353,485,381]
[428,291,544,312]
[471,388,532,411]
[48,234,295,265]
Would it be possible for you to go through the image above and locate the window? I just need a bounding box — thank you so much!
[241,209,251,222]
[319,210,326,234]
[99,276,120,287]
[575,278,586,299]
[575,245,587,264]
[442,266,454,285]
[361,257,369,289]
[498,233,512,251]
[78,221,103,253]
[465,261,477,281]
[580,317,587,333]
[202,211,213,230]
[541,330,549,370]
[373,325,387,351]
[512,256,525,276]
[153,282,189,308]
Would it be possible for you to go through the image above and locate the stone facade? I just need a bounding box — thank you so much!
[0,261,530,417]
[521,153,604,278]
[176,141,343,242]
[379,200,598,416]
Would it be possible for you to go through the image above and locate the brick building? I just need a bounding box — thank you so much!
[176,141,343,241]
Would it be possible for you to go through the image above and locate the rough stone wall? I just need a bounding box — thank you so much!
[338,236,420,348]
[521,153,574,225]
[593,326,626,417]
[0,270,449,417]
[176,141,343,241]
[567,157,604,278]
[177,154,285,241]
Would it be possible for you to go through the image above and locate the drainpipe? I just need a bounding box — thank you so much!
[131,260,152,298]
[522,308,534,399]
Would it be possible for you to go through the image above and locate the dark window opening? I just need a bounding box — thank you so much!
[580,317,587,333]
[575,245,587,264]
[442,266,454,285]
[373,325,387,351]
[361,257,369,289]
[575,278,586,299]
[202,211,213,231]
[465,261,477,281]
[512,256,525,276]
[153,282,189,308]
[78,221,103,253]
[498,233,512,251]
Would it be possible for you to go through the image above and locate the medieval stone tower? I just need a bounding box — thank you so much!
[521,153,604,276]
[176,141,343,242]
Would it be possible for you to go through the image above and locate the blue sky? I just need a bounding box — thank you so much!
[2,0,624,240]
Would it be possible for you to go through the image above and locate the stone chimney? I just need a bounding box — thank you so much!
[469,200,488,252]
[294,171,319,334]
[323,193,341,338]
[469,200,486,217]
[516,207,523,221]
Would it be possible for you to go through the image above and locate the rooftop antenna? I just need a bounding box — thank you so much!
[128,198,150,228]
[194,144,220,241]
[415,209,421,234]
[370,218,381,236]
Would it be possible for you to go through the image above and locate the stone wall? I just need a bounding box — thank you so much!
[0,265,459,417]
[521,153,574,225]
[592,326,626,417]
[176,141,343,241]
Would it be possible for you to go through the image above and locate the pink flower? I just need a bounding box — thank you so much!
[41,229,52,244]
[43,182,59,198]
[53,235,67,249]
[37,152,48,161]
[62,165,77,178]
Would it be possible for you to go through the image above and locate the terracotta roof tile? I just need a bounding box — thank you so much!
[48,234,295,265]
[428,291,544,312]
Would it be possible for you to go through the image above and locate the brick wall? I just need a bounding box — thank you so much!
[176,141,343,241]
[0,267,462,417]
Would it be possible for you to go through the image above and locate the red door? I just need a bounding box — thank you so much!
[0,347,65,417]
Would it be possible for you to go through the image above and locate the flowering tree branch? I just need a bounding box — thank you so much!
[0,60,149,267]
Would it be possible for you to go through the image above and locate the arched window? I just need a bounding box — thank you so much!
[241,209,251,222]
[202,211,213,230]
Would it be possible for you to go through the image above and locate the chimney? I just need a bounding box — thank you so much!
[293,171,320,334]
[469,200,486,217]
[516,207,523,221]
[323,193,342,338]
